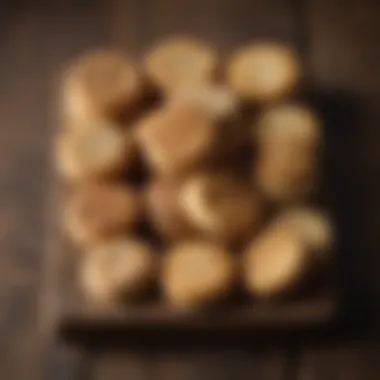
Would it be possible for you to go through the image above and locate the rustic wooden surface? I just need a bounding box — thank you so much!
[1,0,380,379]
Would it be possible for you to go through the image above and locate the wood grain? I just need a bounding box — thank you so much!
[1,0,380,379]
[307,0,380,94]
[0,4,52,380]
[297,342,380,380]
[0,0,109,379]
[94,347,287,380]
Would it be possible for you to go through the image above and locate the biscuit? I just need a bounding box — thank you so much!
[255,141,318,203]
[256,103,322,150]
[227,42,300,102]
[145,36,218,93]
[162,241,235,308]
[242,227,310,298]
[168,84,239,121]
[62,50,142,123]
[63,183,142,247]
[136,104,216,174]
[273,208,333,256]
[180,173,261,243]
[81,237,156,302]
[145,177,196,240]
[56,122,135,182]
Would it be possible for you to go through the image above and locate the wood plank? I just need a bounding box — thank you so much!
[94,347,287,380]
[147,348,286,380]
[42,343,94,380]
[0,0,110,379]
[39,1,110,379]
[307,0,380,94]
[58,296,337,332]
[297,0,380,378]
[94,350,150,380]
[297,342,380,380]
[43,0,110,332]
[0,4,55,380]
[147,0,297,50]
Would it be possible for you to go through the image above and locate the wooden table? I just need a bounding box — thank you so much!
[1,0,380,379]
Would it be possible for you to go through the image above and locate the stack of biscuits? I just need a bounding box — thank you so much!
[56,36,333,309]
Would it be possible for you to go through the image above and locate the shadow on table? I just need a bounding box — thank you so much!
[309,87,375,342]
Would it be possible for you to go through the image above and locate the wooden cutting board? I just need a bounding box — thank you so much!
[43,1,341,345]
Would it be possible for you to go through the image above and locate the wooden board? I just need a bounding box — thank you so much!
[44,0,339,344]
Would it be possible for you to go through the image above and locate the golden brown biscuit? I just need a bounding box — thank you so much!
[62,50,142,123]
[242,227,310,298]
[145,177,196,240]
[145,36,218,93]
[227,42,301,102]
[255,103,322,150]
[273,208,333,256]
[56,122,135,182]
[180,173,261,242]
[255,142,318,203]
[162,241,235,308]
[81,237,157,302]
[168,84,239,121]
[63,183,142,247]
[136,104,216,174]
